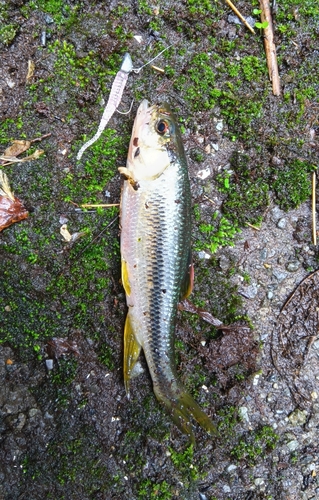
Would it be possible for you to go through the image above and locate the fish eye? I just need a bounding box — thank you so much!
[156,120,169,135]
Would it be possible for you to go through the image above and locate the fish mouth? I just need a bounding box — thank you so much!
[137,99,150,113]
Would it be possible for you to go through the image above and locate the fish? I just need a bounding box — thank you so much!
[119,100,217,441]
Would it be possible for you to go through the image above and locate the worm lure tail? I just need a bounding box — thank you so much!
[77,53,133,161]
[77,46,173,161]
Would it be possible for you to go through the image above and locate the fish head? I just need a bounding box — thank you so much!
[126,100,179,181]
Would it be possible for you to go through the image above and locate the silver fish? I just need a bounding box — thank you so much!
[119,100,217,441]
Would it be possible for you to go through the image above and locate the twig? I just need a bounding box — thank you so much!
[80,203,120,208]
[203,195,215,205]
[30,133,52,143]
[224,0,255,34]
[312,171,317,245]
[246,222,261,231]
[259,0,280,96]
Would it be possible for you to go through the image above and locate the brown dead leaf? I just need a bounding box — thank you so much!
[4,140,31,158]
[0,149,44,166]
[0,170,28,232]
[26,59,35,82]
[46,338,80,359]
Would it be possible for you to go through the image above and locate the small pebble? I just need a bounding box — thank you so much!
[198,251,211,260]
[6,78,15,89]
[287,440,299,451]
[272,269,288,282]
[239,284,258,299]
[253,373,260,386]
[286,261,300,272]
[45,359,54,371]
[228,14,255,27]
[211,143,219,151]
[277,218,287,229]
[29,408,39,418]
[239,406,249,422]
[227,464,237,472]
[197,167,211,180]
[41,30,46,46]
[59,215,68,225]
[199,494,208,500]
[222,485,231,493]
[216,120,223,131]
[267,291,274,300]
[254,477,265,487]
[288,409,308,426]
[45,14,54,24]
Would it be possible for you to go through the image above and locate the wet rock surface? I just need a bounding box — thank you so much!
[1,1,319,499]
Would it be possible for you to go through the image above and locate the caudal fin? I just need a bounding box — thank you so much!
[154,384,218,443]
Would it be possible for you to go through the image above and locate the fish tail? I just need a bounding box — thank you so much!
[153,382,218,443]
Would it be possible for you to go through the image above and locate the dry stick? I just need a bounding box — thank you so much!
[224,0,255,34]
[80,203,120,208]
[259,0,280,96]
[246,222,261,231]
[312,171,317,245]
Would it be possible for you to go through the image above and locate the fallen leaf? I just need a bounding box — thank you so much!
[4,140,31,158]
[26,59,35,82]
[47,337,80,359]
[60,223,87,244]
[60,224,72,242]
[0,149,44,166]
[0,170,28,232]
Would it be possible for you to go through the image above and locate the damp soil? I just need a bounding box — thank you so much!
[0,1,319,499]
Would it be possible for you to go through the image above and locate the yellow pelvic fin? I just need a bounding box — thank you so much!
[180,248,194,300]
[123,312,141,398]
[121,259,131,296]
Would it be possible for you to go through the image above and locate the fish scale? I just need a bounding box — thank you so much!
[120,100,217,441]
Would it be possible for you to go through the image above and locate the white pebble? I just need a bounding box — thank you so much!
[216,120,223,131]
[196,167,211,180]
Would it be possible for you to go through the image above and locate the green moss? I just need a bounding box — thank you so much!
[0,23,18,45]
[138,479,172,499]
[187,0,222,18]
[168,444,207,483]
[217,152,269,226]
[175,53,220,111]
[231,425,279,465]
[23,425,111,495]
[272,159,316,210]
[196,212,240,254]
[50,357,78,386]
[97,343,115,370]
[65,129,124,203]
[21,0,81,26]
[217,405,239,435]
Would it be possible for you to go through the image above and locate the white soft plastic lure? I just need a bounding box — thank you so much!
[76,46,172,160]
[77,53,133,160]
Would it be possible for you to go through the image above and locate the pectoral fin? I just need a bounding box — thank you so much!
[123,312,141,398]
[180,248,194,300]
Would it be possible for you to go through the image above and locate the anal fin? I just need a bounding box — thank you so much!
[123,312,141,398]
